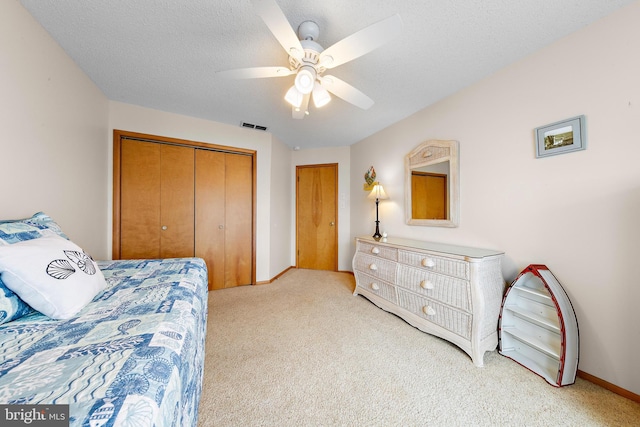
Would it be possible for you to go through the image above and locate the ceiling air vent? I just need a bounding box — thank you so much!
[241,122,268,131]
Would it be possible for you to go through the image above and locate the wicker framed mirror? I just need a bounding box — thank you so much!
[405,139,459,227]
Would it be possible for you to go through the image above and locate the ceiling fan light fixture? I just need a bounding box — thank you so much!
[284,85,303,108]
[294,66,316,94]
[223,2,401,119]
[312,84,331,108]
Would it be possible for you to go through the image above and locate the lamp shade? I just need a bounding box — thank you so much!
[312,84,331,108]
[368,184,389,200]
[284,85,303,108]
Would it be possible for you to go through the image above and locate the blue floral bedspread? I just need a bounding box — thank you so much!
[0,257,208,426]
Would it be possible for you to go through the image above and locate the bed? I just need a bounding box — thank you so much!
[0,213,209,426]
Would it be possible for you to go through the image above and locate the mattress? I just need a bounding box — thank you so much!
[0,257,208,426]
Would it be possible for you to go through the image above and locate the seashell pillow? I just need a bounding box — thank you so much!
[0,212,69,323]
[0,235,106,320]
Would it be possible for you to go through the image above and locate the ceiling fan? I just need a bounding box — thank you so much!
[218,0,403,119]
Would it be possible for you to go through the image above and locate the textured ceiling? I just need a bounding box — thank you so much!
[19,0,635,149]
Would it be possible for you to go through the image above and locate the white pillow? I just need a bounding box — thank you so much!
[0,235,106,320]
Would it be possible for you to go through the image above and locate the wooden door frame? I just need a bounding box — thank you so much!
[113,129,257,285]
[295,163,339,270]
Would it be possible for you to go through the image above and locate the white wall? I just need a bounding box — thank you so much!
[292,147,351,271]
[269,135,293,279]
[0,0,109,258]
[108,101,291,282]
[351,2,640,394]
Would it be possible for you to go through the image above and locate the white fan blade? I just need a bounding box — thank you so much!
[217,66,295,79]
[292,94,310,119]
[320,75,374,110]
[319,14,403,69]
[251,0,304,60]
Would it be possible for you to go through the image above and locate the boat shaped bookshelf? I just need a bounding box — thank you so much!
[498,264,579,387]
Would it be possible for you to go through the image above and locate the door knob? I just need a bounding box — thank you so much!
[161,225,168,230]
[218,225,224,229]
[330,222,335,226]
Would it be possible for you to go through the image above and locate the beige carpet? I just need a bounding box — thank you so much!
[197,269,639,426]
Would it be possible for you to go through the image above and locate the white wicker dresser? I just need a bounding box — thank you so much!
[353,236,505,367]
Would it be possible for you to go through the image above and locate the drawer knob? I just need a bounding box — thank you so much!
[420,280,434,290]
[369,263,378,271]
[370,283,380,291]
[423,306,436,316]
[421,258,435,268]
[371,247,380,254]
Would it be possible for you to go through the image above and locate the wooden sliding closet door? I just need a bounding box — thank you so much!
[160,145,195,257]
[195,150,253,290]
[120,140,194,259]
[195,150,225,289]
[224,153,253,287]
[114,130,256,290]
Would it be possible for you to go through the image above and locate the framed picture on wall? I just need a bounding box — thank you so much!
[535,115,586,158]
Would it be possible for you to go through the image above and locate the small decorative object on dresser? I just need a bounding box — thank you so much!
[364,166,377,191]
[498,264,579,387]
[352,236,505,367]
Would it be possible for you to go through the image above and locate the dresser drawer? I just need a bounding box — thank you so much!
[397,265,471,312]
[357,241,398,261]
[354,271,397,304]
[353,253,397,283]
[397,289,472,339]
[398,249,469,280]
